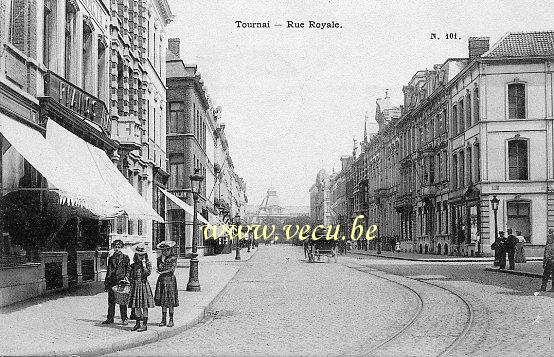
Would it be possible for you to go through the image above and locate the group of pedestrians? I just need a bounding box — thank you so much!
[493,228,526,270]
[102,239,179,331]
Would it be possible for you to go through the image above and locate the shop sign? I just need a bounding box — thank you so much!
[45,71,111,134]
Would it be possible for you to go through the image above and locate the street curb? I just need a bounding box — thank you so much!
[349,251,542,263]
[484,267,548,279]
[62,249,258,357]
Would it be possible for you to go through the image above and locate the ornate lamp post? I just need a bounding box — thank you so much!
[490,196,500,266]
[186,168,204,292]
[234,212,241,260]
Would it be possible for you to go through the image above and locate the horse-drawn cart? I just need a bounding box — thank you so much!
[307,230,338,263]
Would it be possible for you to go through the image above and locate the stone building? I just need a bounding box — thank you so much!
[310,169,332,226]
[165,38,247,256]
[107,0,173,255]
[345,32,554,257]
[0,0,161,306]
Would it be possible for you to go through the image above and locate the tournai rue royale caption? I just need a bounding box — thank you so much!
[235,20,342,29]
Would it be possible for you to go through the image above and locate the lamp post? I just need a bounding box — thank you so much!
[490,195,500,266]
[247,229,251,252]
[186,168,204,292]
[234,212,241,260]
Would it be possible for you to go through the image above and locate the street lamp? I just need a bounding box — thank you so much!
[186,168,204,292]
[490,195,500,266]
[234,212,241,260]
[247,226,251,252]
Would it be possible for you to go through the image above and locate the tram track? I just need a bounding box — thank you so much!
[348,265,474,357]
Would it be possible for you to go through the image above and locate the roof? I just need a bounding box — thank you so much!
[483,31,554,58]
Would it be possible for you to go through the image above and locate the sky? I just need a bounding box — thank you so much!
[165,0,554,207]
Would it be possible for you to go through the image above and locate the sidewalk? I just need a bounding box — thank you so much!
[349,248,542,262]
[0,248,257,356]
[485,261,549,279]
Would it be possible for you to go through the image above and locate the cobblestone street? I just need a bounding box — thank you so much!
[109,245,552,356]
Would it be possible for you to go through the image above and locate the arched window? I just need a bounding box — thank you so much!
[508,139,529,180]
[508,83,526,119]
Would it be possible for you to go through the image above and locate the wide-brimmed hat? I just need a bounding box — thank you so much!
[156,240,176,250]
[131,243,148,255]
[112,239,124,248]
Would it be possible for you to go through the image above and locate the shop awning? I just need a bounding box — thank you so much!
[46,120,164,222]
[0,113,123,218]
[208,212,225,238]
[208,212,224,226]
[158,187,208,224]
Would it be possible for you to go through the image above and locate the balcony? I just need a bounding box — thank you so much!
[420,185,437,198]
[117,122,142,151]
[394,193,413,211]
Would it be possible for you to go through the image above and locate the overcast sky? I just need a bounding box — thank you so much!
[165,0,554,207]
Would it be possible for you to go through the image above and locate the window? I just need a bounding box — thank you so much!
[466,147,472,184]
[508,83,526,119]
[115,216,127,235]
[475,144,480,182]
[459,151,465,188]
[473,87,479,123]
[452,154,458,189]
[9,0,27,52]
[507,201,531,242]
[442,108,447,134]
[98,40,106,100]
[43,0,55,67]
[429,155,435,184]
[82,21,93,91]
[508,139,528,180]
[169,154,185,189]
[128,219,134,235]
[466,93,471,127]
[64,2,76,80]
[452,104,458,135]
[459,99,465,131]
[138,220,143,236]
[168,102,185,133]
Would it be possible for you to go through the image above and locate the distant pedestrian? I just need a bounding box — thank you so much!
[497,231,508,269]
[128,243,155,332]
[514,231,527,263]
[506,228,518,270]
[155,241,179,328]
[102,239,130,325]
[331,243,338,263]
[540,230,554,291]
[395,242,401,254]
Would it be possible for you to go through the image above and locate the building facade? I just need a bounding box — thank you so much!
[309,169,332,226]
[166,38,247,256]
[107,0,173,255]
[337,32,554,257]
[0,0,162,306]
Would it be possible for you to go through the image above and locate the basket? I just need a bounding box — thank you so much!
[112,282,130,306]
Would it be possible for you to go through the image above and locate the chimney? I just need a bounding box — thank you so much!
[168,38,180,58]
[468,37,489,61]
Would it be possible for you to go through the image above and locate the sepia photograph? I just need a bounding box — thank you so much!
[0,0,553,356]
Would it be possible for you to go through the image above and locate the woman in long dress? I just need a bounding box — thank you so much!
[154,241,179,327]
[514,231,527,263]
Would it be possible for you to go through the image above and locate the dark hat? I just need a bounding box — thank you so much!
[131,243,148,255]
[112,239,124,248]
[156,240,176,250]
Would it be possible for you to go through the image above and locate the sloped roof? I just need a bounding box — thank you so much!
[483,31,554,58]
